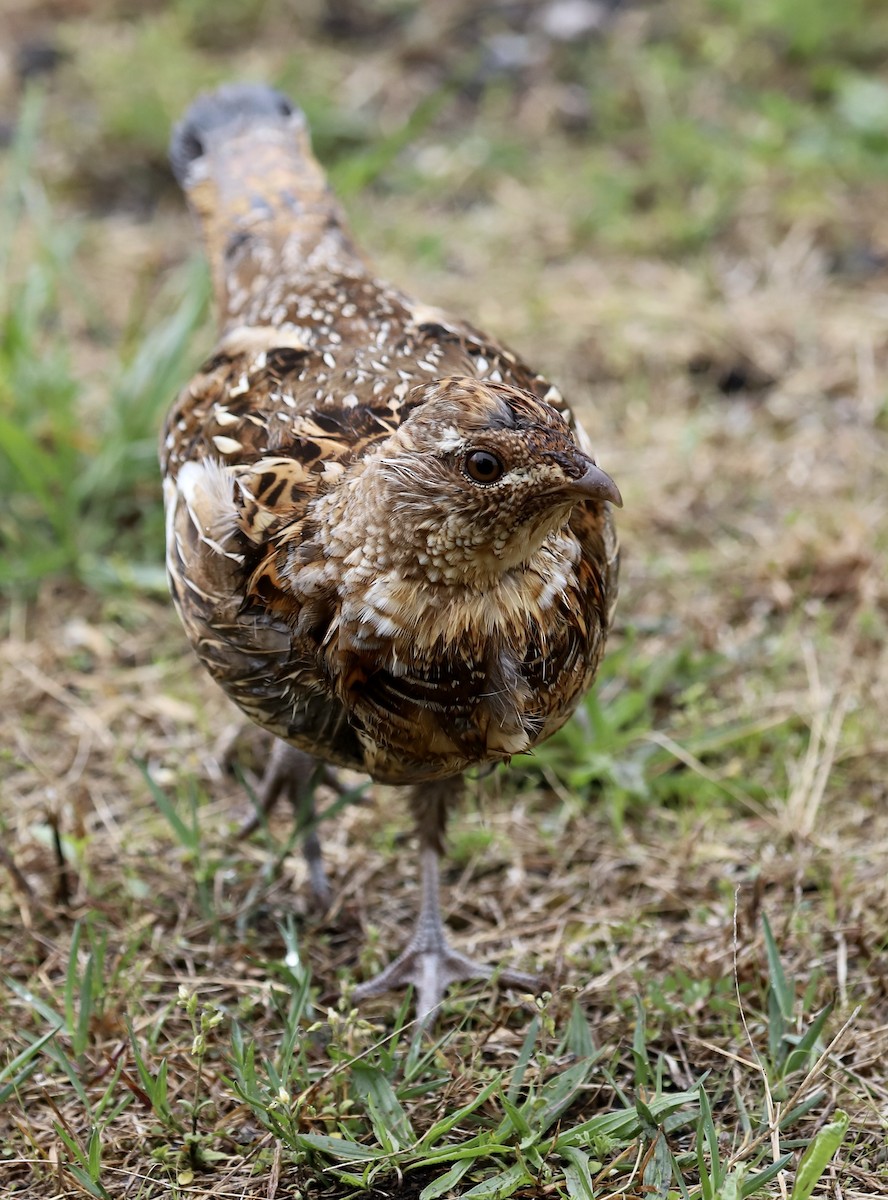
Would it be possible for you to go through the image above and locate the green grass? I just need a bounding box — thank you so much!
[0,91,211,593]
[0,908,848,1197]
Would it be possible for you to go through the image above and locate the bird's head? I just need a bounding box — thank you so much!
[363,376,621,585]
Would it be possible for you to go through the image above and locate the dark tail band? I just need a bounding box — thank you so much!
[169,83,301,186]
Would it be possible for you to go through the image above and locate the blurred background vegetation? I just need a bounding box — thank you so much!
[1,0,887,593]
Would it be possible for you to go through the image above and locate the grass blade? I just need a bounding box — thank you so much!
[561,1145,601,1199]
[783,1005,833,1077]
[0,1028,60,1101]
[762,913,793,1019]
[419,1158,474,1200]
[351,1062,416,1150]
[564,1003,596,1059]
[138,762,200,852]
[461,1161,530,1199]
[505,1015,539,1102]
[3,976,65,1032]
[741,1152,793,1196]
[294,1133,385,1162]
[419,1076,501,1148]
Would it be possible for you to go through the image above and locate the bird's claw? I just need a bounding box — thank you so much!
[354,941,541,1023]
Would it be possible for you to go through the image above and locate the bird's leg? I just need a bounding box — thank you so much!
[353,778,541,1022]
[240,740,332,904]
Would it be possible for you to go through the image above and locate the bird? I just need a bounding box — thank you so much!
[162,83,621,1021]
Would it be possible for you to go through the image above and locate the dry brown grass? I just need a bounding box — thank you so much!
[2,0,888,1195]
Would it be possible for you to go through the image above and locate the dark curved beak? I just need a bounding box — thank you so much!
[568,460,623,508]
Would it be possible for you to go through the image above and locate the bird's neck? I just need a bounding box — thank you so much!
[309,485,577,650]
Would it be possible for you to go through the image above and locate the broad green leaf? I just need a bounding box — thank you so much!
[789,1111,849,1200]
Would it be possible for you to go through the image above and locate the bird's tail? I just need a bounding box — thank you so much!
[170,84,364,326]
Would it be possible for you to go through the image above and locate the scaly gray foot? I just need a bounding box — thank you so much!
[353,846,540,1021]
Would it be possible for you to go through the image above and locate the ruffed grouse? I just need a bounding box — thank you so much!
[163,84,620,1019]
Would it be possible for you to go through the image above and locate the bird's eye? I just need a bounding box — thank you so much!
[464,449,504,484]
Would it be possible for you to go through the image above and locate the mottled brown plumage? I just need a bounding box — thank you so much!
[162,84,620,1018]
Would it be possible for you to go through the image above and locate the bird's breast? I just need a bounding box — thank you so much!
[318,531,591,770]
